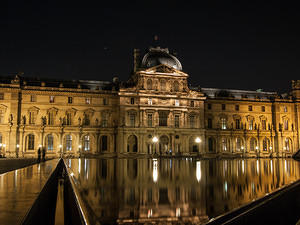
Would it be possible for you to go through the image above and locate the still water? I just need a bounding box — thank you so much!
[66,158,300,224]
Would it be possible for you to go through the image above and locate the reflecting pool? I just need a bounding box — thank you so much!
[66,158,300,224]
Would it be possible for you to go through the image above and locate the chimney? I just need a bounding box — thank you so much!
[133,48,140,72]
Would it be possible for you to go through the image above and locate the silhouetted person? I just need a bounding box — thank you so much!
[42,147,46,162]
[37,147,41,163]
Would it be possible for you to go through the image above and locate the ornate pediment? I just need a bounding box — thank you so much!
[143,64,188,76]
[28,106,40,113]
[0,104,7,113]
[47,107,59,114]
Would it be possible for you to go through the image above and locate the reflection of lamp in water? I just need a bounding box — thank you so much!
[176,207,180,217]
[152,136,158,154]
[196,161,201,182]
[147,209,152,218]
[152,159,158,183]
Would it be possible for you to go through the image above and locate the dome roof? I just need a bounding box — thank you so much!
[141,47,182,71]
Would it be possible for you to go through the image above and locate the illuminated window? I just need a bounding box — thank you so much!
[30,95,36,102]
[48,111,55,125]
[175,99,179,106]
[249,120,254,130]
[68,97,73,104]
[284,119,289,130]
[85,97,91,104]
[148,98,152,105]
[47,134,54,151]
[65,135,72,151]
[221,118,227,130]
[27,134,35,150]
[175,115,179,128]
[262,120,266,130]
[84,135,90,151]
[29,111,36,124]
[284,106,288,112]
[49,96,55,103]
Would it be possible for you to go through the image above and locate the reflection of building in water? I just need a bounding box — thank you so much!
[67,158,300,224]
[1,47,300,157]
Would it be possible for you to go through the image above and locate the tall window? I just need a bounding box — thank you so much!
[221,118,227,130]
[248,105,253,111]
[189,115,195,128]
[235,119,240,129]
[249,120,254,130]
[102,113,108,127]
[84,135,90,151]
[101,135,108,151]
[48,112,55,125]
[261,120,266,130]
[130,98,135,104]
[190,101,194,107]
[175,99,179,106]
[147,114,153,127]
[30,95,36,102]
[0,110,4,124]
[103,98,108,105]
[285,138,292,151]
[47,135,54,151]
[27,134,35,150]
[236,138,242,151]
[222,138,228,151]
[284,119,289,130]
[147,79,152,90]
[235,105,239,111]
[129,113,135,127]
[174,81,179,92]
[148,98,152,105]
[175,115,180,128]
[160,79,166,91]
[0,93,4,100]
[284,106,288,112]
[83,114,90,126]
[66,135,72,151]
[49,96,55,103]
[250,138,257,151]
[261,106,265,112]
[222,104,226,110]
[68,97,73,104]
[66,112,72,125]
[85,97,91,104]
[29,111,36,124]
[208,104,212,110]
[159,111,168,126]
[208,118,212,129]
[263,138,269,151]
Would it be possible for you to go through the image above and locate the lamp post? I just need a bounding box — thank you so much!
[152,136,158,154]
[195,137,201,154]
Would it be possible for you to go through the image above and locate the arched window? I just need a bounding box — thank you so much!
[220,118,227,130]
[27,134,35,150]
[263,138,270,151]
[127,135,138,153]
[285,138,292,151]
[100,135,108,151]
[84,135,90,151]
[160,79,166,91]
[174,81,179,92]
[250,138,257,151]
[236,138,243,151]
[208,137,215,152]
[147,79,152,90]
[65,135,72,151]
[47,134,54,151]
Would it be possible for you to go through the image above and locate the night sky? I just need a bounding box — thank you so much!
[0,1,299,93]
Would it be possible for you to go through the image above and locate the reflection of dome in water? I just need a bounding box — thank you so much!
[141,47,182,71]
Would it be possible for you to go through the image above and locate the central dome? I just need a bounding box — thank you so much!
[141,47,182,71]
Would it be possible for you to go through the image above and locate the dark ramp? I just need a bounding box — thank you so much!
[205,179,300,225]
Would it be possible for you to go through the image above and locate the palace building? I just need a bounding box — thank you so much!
[0,46,299,158]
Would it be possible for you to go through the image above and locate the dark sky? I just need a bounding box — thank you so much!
[0,1,299,93]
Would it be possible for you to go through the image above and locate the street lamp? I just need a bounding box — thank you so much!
[195,137,201,153]
[152,136,158,154]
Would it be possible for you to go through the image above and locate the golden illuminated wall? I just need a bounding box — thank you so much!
[0,73,299,158]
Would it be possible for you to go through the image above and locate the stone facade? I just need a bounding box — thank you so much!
[0,47,299,158]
